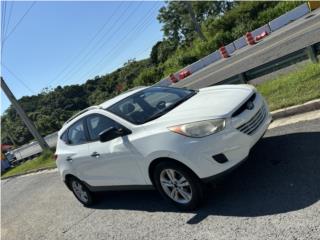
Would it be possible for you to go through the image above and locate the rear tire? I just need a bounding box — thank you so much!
[153,161,204,210]
[68,177,94,206]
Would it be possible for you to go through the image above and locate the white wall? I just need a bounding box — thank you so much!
[234,36,247,50]
[269,3,310,31]
[251,24,271,37]
[225,42,236,55]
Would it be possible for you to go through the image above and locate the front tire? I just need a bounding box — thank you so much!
[153,161,204,210]
[69,177,94,206]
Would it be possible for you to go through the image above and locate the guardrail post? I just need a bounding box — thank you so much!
[238,73,247,83]
[306,45,318,63]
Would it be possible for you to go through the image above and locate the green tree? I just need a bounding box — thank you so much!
[157,1,233,45]
[133,67,160,86]
[150,40,177,64]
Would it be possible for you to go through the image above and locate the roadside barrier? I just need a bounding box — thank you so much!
[170,74,179,83]
[251,24,272,38]
[245,32,256,45]
[225,42,236,55]
[155,3,313,87]
[308,1,320,10]
[234,36,247,50]
[255,31,269,41]
[219,46,229,58]
[179,70,191,80]
[269,3,310,31]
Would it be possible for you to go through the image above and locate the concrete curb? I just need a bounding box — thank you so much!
[271,99,320,120]
[1,166,57,180]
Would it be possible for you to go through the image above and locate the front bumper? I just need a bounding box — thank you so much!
[168,101,272,180]
[201,127,268,183]
[201,156,248,183]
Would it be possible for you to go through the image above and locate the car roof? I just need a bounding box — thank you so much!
[60,86,148,132]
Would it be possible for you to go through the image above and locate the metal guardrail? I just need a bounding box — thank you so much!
[218,42,320,85]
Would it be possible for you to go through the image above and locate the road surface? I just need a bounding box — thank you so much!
[2,113,320,240]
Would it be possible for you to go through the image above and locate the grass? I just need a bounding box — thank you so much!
[1,150,56,178]
[256,62,320,111]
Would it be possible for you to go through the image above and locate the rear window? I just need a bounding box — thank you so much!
[62,119,87,145]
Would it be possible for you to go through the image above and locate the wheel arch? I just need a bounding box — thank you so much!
[148,157,200,186]
[64,174,78,190]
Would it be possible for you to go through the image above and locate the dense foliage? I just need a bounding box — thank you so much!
[1,1,302,146]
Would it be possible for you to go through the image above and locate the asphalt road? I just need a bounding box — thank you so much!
[2,117,320,240]
[175,8,320,89]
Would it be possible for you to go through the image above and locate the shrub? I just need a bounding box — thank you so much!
[133,67,161,86]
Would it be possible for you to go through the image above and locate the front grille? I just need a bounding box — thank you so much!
[237,105,267,135]
[231,93,256,117]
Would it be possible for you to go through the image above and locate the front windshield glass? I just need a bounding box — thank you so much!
[107,87,196,124]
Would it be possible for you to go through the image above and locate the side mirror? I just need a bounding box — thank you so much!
[99,126,131,142]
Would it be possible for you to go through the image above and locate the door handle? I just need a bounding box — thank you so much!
[91,152,100,158]
[66,156,73,162]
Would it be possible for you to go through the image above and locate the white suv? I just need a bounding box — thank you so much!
[55,85,271,209]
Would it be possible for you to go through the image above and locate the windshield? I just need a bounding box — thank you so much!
[107,87,196,124]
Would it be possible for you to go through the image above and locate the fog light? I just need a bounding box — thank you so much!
[212,154,228,163]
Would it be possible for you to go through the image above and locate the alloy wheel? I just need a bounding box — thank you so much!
[71,181,89,203]
[159,169,192,204]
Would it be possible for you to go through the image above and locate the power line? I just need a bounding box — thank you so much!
[1,63,36,94]
[2,1,36,45]
[45,2,125,87]
[131,39,157,60]
[47,2,134,87]
[1,0,7,46]
[4,1,14,39]
[1,1,6,35]
[53,2,142,86]
[103,4,159,65]
[65,2,159,86]
[73,2,160,84]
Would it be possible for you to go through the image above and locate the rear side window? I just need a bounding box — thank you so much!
[60,131,68,143]
[67,120,87,145]
[87,114,119,141]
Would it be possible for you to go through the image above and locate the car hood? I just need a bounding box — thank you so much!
[149,85,254,125]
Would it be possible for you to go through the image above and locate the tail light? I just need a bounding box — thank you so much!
[54,154,58,161]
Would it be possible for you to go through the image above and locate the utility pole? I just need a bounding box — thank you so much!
[1,77,49,150]
[184,1,207,41]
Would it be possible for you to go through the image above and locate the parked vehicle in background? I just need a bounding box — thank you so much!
[1,144,13,172]
[55,85,271,210]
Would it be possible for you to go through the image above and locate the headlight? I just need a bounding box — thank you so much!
[168,119,225,138]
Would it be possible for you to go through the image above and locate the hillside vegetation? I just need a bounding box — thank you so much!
[1,1,303,146]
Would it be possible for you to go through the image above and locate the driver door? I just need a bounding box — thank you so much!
[78,113,145,187]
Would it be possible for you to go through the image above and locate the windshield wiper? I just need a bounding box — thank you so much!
[144,92,196,123]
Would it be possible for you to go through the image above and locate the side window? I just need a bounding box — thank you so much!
[67,120,87,145]
[60,131,68,143]
[87,114,118,141]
